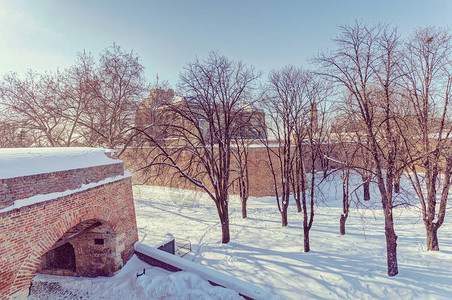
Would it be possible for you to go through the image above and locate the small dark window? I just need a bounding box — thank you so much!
[94,238,104,245]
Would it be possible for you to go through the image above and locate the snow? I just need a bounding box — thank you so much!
[135,242,274,300]
[0,147,121,179]
[29,255,244,300]
[147,232,175,248]
[28,173,452,299]
[131,175,452,300]
[0,172,132,214]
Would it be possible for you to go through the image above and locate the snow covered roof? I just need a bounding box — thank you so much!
[0,147,122,180]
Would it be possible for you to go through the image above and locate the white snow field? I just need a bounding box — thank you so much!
[30,173,452,299]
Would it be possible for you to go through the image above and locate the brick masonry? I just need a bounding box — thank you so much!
[121,146,335,197]
[0,163,124,210]
[0,162,138,299]
[121,147,279,197]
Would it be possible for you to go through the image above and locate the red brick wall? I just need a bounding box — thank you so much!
[0,163,124,210]
[121,145,338,198]
[0,177,138,299]
[121,147,283,197]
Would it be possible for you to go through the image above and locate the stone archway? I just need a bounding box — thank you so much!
[37,218,123,277]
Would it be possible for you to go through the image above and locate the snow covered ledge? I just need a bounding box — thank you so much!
[0,147,121,179]
[134,242,274,300]
[0,147,124,211]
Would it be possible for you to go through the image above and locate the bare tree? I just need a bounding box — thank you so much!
[44,52,98,146]
[230,102,266,219]
[82,44,149,148]
[263,66,328,252]
[128,52,260,243]
[399,27,452,251]
[263,66,310,226]
[232,135,251,218]
[316,22,402,276]
[297,74,330,252]
[0,44,148,148]
[0,71,67,146]
[330,113,360,235]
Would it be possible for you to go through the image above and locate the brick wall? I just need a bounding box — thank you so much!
[0,163,124,210]
[0,177,138,299]
[121,146,337,197]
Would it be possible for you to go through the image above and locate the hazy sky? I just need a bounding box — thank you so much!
[1,0,451,89]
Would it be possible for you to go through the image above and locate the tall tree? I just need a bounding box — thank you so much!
[45,52,98,146]
[316,22,402,276]
[296,73,330,252]
[399,27,452,251]
[231,112,264,219]
[330,112,360,235]
[85,44,148,148]
[263,66,310,226]
[128,52,260,243]
[0,71,66,146]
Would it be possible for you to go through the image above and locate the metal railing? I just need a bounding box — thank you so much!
[174,238,191,257]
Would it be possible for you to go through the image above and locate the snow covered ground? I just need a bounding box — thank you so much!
[132,175,452,300]
[30,173,452,299]
[29,255,244,300]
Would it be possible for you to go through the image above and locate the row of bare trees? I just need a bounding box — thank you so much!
[121,24,451,277]
[0,44,148,148]
[262,66,330,252]
[317,23,452,276]
[137,24,452,278]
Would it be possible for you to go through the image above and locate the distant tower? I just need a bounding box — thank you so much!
[310,102,318,129]
[135,87,175,128]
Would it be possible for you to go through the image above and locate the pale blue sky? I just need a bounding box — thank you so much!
[1,0,451,89]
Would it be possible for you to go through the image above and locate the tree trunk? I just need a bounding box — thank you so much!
[363,180,370,201]
[303,227,310,252]
[221,219,230,244]
[426,224,439,251]
[241,199,247,219]
[394,174,400,193]
[341,173,349,235]
[295,198,302,213]
[321,157,328,179]
[384,217,398,276]
[281,208,288,227]
[340,214,346,235]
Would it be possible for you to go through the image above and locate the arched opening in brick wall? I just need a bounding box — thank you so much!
[42,242,76,273]
[37,219,123,277]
